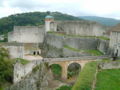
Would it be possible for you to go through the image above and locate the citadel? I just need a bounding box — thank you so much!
[6,15,120,58]
[4,15,120,90]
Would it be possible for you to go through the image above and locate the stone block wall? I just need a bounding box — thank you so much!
[43,33,109,57]
[98,40,109,54]
[8,26,45,43]
[14,60,42,83]
[99,61,120,69]
[54,21,108,36]
[64,37,98,50]
[45,33,64,49]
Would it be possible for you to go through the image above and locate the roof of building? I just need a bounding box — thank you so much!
[45,15,54,19]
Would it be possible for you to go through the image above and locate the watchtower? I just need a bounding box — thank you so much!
[45,15,54,32]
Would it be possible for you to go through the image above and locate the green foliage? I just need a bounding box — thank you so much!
[64,45,80,52]
[50,64,62,78]
[56,85,72,90]
[95,69,120,90]
[97,36,109,40]
[32,65,41,72]
[0,87,4,90]
[72,62,97,90]
[0,47,14,89]
[85,50,103,56]
[16,58,30,65]
[0,12,81,35]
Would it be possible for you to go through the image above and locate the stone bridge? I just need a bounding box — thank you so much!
[44,56,108,79]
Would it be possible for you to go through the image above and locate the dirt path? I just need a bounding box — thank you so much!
[92,67,98,90]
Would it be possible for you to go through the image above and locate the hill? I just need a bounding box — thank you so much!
[0,12,81,35]
[79,16,120,26]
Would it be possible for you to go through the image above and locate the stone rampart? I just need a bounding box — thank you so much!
[99,61,120,69]
[13,60,42,83]
[8,26,45,43]
[55,21,108,36]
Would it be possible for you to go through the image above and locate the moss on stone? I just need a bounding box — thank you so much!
[32,65,41,73]
[16,58,30,65]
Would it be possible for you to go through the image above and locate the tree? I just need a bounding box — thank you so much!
[0,47,14,87]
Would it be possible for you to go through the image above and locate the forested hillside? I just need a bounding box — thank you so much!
[80,16,120,26]
[0,12,81,35]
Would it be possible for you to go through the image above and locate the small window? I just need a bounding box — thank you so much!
[37,51,39,55]
[33,51,36,55]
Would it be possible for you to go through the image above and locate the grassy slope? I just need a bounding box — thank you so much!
[48,31,109,40]
[95,69,120,90]
[64,45,103,56]
[16,58,30,65]
[56,85,72,90]
[72,61,97,90]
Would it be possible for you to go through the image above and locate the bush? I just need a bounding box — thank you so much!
[0,47,14,88]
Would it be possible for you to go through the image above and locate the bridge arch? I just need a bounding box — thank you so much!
[67,62,81,79]
[49,64,62,79]
[48,59,95,80]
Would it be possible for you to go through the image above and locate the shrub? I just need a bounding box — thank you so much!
[0,47,14,88]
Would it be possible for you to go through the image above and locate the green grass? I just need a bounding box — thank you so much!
[72,61,97,90]
[64,45,103,56]
[95,69,120,90]
[56,85,72,90]
[0,87,4,90]
[47,31,109,40]
[16,58,30,65]
[85,50,103,56]
[64,45,80,52]
[97,36,110,40]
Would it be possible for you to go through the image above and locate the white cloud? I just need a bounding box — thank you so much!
[0,0,120,19]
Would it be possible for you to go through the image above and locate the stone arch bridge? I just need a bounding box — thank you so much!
[44,56,108,79]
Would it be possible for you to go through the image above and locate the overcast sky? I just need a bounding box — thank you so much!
[0,0,120,19]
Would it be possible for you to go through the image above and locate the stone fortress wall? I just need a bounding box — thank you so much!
[14,60,42,83]
[50,20,108,36]
[43,33,109,57]
[109,31,120,56]
[0,43,24,58]
[8,26,45,43]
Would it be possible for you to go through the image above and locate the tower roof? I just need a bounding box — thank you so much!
[45,15,54,19]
